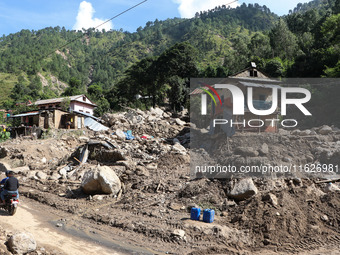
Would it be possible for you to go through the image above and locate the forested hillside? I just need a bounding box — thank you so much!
[0,0,339,114]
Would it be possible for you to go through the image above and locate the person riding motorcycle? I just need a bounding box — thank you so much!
[0,171,19,205]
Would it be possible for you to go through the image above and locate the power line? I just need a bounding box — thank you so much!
[107,0,239,59]
[43,0,148,59]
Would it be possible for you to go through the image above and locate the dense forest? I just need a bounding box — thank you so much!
[0,0,339,115]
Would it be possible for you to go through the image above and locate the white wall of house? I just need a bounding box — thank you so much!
[70,102,94,115]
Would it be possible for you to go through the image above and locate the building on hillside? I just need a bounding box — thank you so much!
[190,63,281,133]
[32,95,97,115]
[10,95,108,137]
[12,109,85,129]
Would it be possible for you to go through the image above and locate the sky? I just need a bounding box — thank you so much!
[0,0,312,36]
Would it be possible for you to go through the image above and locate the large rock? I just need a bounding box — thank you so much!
[0,146,8,158]
[151,107,164,117]
[0,161,10,173]
[36,171,47,180]
[81,165,121,195]
[175,118,186,126]
[172,143,187,155]
[115,129,126,140]
[228,178,258,201]
[318,125,333,135]
[234,147,259,157]
[8,232,37,255]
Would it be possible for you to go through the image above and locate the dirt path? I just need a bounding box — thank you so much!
[0,198,124,255]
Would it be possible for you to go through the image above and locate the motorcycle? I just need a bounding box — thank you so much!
[0,186,19,215]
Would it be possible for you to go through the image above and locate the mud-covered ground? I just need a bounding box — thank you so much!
[0,124,340,254]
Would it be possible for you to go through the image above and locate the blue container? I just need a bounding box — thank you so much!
[190,207,201,221]
[203,209,215,223]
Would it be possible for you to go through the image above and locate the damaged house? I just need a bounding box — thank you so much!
[11,94,108,137]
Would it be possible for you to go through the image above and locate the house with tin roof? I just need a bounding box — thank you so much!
[33,94,97,115]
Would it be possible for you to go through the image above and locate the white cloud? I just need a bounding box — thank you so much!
[173,0,239,18]
[73,1,113,31]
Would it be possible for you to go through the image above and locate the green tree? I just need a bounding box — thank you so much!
[62,77,84,96]
[269,19,298,60]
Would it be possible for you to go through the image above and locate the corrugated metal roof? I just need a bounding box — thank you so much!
[12,112,39,118]
[84,117,109,132]
[73,110,99,121]
[33,95,96,106]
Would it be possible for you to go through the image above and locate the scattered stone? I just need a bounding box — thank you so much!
[93,195,104,201]
[234,147,259,157]
[173,138,180,144]
[56,223,63,228]
[172,229,186,240]
[171,143,187,155]
[81,165,121,195]
[321,215,329,222]
[135,166,149,177]
[115,129,126,140]
[291,129,301,135]
[324,183,340,193]
[8,232,37,255]
[259,143,269,155]
[36,171,47,180]
[318,125,332,135]
[79,136,90,143]
[0,146,8,158]
[58,167,67,179]
[0,161,10,173]
[41,157,47,164]
[299,129,312,136]
[228,178,258,201]
[175,118,186,126]
[262,193,278,206]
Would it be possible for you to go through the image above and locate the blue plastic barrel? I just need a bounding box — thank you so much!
[203,209,215,223]
[190,207,201,221]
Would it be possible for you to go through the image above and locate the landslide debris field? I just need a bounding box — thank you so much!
[0,108,340,255]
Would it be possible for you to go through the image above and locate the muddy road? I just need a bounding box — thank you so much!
[0,197,154,255]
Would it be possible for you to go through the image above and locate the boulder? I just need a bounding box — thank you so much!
[12,166,30,174]
[228,178,258,201]
[318,125,332,135]
[258,143,269,155]
[234,147,259,157]
[324,183,340,193]
[173,138,180,144]
[115,129,126,140]
[151,107,164,117]
[262,193,278,206]
[172,229,186,240]
[81,165,121,195]
[0,146,8,158]
[172,143,187,155]
[291,129,301,135]
[79,136,90,143]
[58,168,67,179]
[135,166,150,177]
[8,232,37,255]
[36,171,47,180]
[299,129,312,136]
[0,161,10,173]
[175,118,186,126]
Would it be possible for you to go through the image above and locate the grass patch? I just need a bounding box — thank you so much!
[0,73,18,105]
